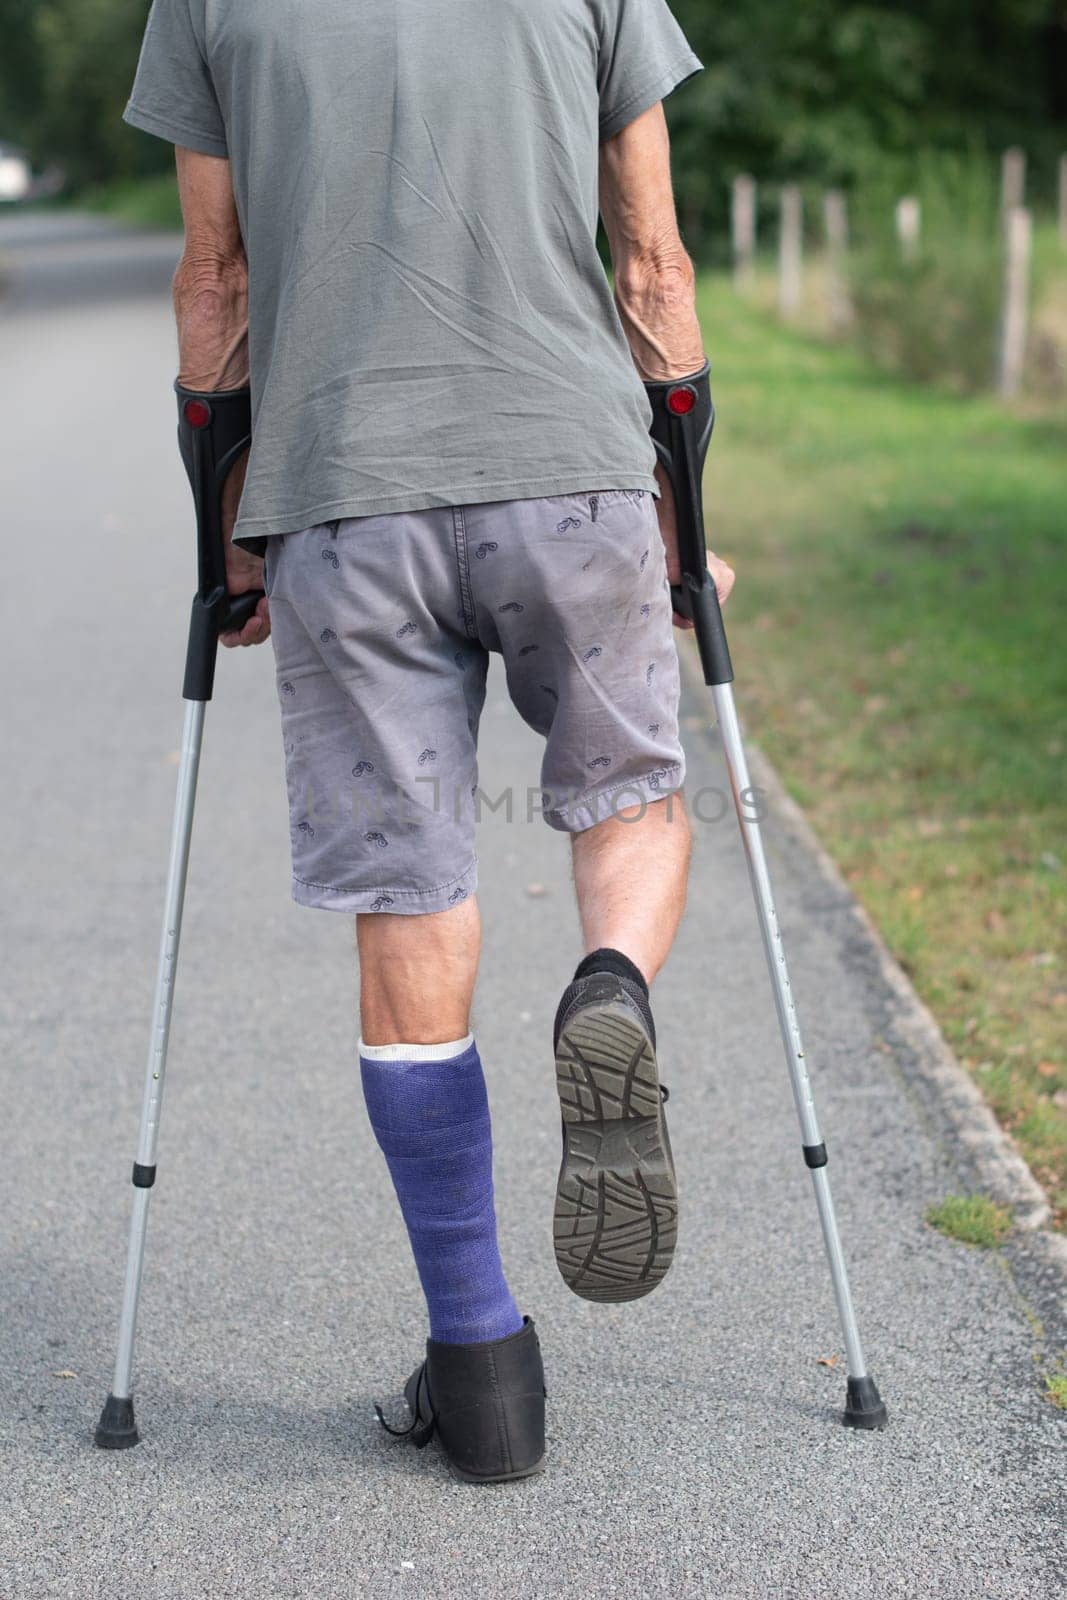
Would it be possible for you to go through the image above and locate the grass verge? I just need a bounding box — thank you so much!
[925,1195,1013,1247]
[697,278,1067,1224]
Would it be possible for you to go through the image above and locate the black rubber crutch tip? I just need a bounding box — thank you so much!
[94,1393,140,1449]
[843,1375,889,1430]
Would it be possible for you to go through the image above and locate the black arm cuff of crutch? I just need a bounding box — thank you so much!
[643,359,733,687]
[175,381,260,570]
[175,382,264,700]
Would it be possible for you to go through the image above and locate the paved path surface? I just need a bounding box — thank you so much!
[1,216,1064,1600]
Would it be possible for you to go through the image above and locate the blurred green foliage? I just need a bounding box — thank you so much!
[31,0,157,188]
[0,0,44,139]
[671,0,1067,256]
[0,0,1065,216]
[848,152,1005,390]
[0,0,153,188]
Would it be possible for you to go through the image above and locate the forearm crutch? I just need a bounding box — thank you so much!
[95,385,262,1449]
[645,361,887,1429]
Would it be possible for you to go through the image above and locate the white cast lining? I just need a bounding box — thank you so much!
[358,1034,475,1063]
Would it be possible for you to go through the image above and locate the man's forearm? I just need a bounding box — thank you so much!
[173,147,250,391]
[598,104,705,382]
[173,251,250,391]
[612,252,703,383]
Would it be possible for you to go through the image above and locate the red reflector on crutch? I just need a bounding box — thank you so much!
[184,399,212,429]
[666,384,697,416]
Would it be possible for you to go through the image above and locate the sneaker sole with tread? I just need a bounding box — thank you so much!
[553,997,677,1302]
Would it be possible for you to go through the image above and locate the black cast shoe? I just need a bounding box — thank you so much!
[376,1317,546,1483]
[552,970,677,1302]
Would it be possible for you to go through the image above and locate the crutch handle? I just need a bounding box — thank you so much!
[182,586,266,700]
[175,382,264,702]
[672,571,734,689]
[221,590,264,635]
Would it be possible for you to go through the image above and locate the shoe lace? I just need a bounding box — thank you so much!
[374,1363,435,1447]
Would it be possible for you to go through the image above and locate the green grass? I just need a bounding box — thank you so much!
[925,1195,1013,1247]
[1045,1371,1067,1410]
[78,172,183,231]
[697,276,1067,1223]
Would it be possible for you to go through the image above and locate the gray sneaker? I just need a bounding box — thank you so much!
[551,972,677,1302]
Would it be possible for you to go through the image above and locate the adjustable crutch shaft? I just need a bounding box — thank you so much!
[713,681,871,1389]
[96,701,205,1447]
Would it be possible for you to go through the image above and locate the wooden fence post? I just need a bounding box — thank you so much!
[732,175,756,291]
[895,197,921,261]
[778,184,802,319]
[997,206,1032,399]
[823,189,852,332]
[1001,146,1026,223]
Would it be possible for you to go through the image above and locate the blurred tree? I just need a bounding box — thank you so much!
[671,0,1067,259]
[1,0,1064,212]
[26,0,161,187]
[0,0,45,148]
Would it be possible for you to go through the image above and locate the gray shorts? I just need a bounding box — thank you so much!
[265,489,686,914]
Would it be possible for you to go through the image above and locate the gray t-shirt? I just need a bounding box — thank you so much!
[124,0,702,546]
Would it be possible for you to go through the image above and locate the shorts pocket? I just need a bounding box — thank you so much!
[550,488,653,525]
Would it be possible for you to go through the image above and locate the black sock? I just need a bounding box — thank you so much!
[573,946,648,995]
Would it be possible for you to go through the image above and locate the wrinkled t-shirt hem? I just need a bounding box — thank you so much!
[232,468,662,545]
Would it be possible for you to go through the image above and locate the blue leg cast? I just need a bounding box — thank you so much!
[359,1035,523,1346]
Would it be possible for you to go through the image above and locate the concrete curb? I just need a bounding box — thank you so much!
[677,640,1067,1297]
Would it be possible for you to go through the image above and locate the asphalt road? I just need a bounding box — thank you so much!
[1,215,1064,1600]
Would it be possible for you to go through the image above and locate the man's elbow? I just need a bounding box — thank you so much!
[173,246,248,325]
[614,250,697,323]
[173,247,249,390]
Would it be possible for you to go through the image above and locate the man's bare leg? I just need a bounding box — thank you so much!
[357,897,480,1045]
[553,794,690,1302]
[570,794,692,985]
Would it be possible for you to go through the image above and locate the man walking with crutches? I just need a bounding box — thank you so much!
[103,0,883,1480]
[110,0,729,1484]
